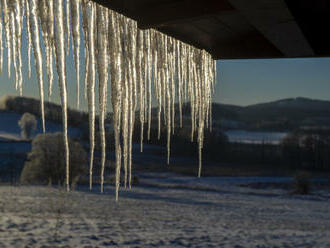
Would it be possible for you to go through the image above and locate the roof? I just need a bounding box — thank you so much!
[92,0,330,60]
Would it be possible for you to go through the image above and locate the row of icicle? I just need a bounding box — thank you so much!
[0,0,216,200]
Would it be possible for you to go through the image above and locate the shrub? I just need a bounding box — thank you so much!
[18,112,37,140]
[21,132,87,185]
[293,171,311,195]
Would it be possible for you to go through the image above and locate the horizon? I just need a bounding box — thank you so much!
[1,57,330,110]
[1,94,329,112]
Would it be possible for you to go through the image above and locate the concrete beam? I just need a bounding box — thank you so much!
[137,0,234,29]
[212,32,283,59]
[227,0,314,57]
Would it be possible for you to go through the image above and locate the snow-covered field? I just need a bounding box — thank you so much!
[0,176,329,248]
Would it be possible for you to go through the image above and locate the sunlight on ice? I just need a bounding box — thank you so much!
[54,0,70,192]
[0,0,217,198]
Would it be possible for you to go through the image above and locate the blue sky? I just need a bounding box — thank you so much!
[216,58,330,106]
[0,29,330,109]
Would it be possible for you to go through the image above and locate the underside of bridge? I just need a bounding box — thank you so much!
[92,0,330,59]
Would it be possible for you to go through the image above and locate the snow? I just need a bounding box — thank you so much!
[0,180,329,247]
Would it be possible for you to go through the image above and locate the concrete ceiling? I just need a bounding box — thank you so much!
[92,0,329,59]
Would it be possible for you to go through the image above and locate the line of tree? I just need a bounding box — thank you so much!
[281,131,330,170]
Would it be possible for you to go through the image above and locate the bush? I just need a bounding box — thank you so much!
[18,112,37,140]
[293,171,311,195]
[21,132,87,185]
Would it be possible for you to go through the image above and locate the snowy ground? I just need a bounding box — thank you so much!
[0,176,329,248]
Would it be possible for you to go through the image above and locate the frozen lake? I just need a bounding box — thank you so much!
[225,130,289,144]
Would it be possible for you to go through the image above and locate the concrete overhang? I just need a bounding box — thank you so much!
[91,0,330,60]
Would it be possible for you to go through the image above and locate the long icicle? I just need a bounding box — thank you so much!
[109,11,123,201]
[66,0,71,56]
[71,0,81,108]
[2,0,11,78]
[81,0,89,100]
[10,9,17,90]
[96,5,108,193]
[15,0,23,96]
[137,30,145,153]
[25,0,32,79]
[128,20,137,189]
[54,0,70,191]
[121,18,129,188]
[146,30,152,140]
[87,1,96,190]
[29,0,45,133]
[47,0,55,99]
[39,0,53,100]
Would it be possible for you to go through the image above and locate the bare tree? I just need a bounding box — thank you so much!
[18,113,37,140]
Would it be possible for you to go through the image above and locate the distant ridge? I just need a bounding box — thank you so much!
[211,97,330,130]
[0,95,88,127]
[1,95,330,131]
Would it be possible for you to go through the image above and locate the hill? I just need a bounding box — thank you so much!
[0,111,81,141]
[211,97,330,131]
[0,95,88,128]
[2,95,330,133]
[0,95,84,141]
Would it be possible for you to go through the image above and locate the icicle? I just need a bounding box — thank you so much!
[66,0,71,56]
[10,10,18,90]
[14,0,23,96]
[154,34,162,140]
[128,20,137,189]
[29,0,45,133]
[146,30,152,140]
[81,0,89,100]
[170,38,176,135]
[121,18,130,188]
[71,0,81,108]
[39,0,53,100]
[177,41,183,128]
[137,30,145,152]
[188,47,196,142]
[87,1,96,190]
[109,11,123,201]
[47,0,55,98]
[2,0,11,78]
[197,60,204,177]
[122,65,129,189]
[96,5,108,193]
[54,0,70,191]
[163,36,172,165]
[25,0,32,79]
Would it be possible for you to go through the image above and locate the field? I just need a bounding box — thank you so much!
[0,175,329,248]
